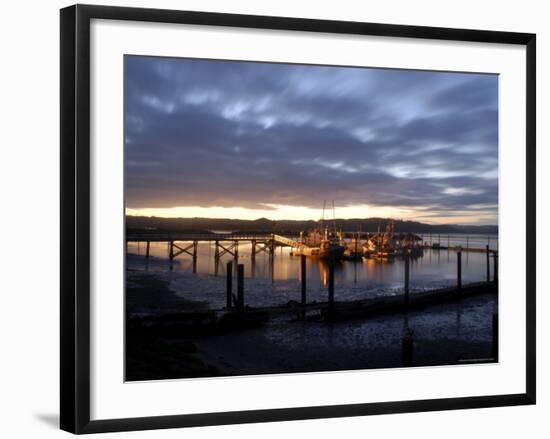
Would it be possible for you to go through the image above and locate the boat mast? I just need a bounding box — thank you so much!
[332,200,337,235]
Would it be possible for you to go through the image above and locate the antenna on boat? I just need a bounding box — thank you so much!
[332,200,337,234]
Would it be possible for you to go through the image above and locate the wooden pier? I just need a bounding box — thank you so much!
[127,232,304,273]
[126,232,498,270]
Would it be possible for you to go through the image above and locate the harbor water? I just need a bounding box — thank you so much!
[126,234,498,310]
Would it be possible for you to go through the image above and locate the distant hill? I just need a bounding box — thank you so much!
[126,215,498,235]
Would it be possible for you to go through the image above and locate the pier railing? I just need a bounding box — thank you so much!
[417,233,498,251]
[126,232,274,242]
[272,234,302,248]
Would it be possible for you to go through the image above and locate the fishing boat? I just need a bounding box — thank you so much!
[364,220,398,259]
[290,201,345,259]
[394,232,424,256]
[343,229,364,261]
[319,227,346,259]
[291,225,345,259]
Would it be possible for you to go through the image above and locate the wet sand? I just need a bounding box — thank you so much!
[126,269,209,316]
[126,271,216,380]
[125,268,497,381]
[193,295,495,377]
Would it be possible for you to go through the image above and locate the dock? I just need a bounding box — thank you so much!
[127,232,302,272]
[127,231,497,262]
[128,280,497,337]
[257,281,497,322]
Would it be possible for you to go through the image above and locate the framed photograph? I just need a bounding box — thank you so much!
[60,4,536,434]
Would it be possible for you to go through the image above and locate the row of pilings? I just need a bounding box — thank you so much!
[223,247,498,367]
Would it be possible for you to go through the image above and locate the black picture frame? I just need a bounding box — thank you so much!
[60,4,536,434]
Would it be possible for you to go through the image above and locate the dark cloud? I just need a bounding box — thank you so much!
[124,56,498,223]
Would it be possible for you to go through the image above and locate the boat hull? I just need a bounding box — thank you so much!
[291,245,345,259]
[319,245,346,259]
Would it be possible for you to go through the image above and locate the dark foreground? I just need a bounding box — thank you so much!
[126,271,497,381]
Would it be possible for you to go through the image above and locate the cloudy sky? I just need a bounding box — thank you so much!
[124,56,498,225]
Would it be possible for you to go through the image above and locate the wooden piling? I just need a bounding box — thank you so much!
[300,255,307,320]
[301,255,307,306]
[270,239,275,284]
[328,258,335,312]
[169,241,174,260]
[237,264,245,312]
[404,252,410,308]
[192,241,198,273]
[457,249,462,292]
[226,261,233,309]
[145,241,150,259]
[402,333,414,367]
[493,251,498,284]
[486,245,490,282]
[492,313,499,361]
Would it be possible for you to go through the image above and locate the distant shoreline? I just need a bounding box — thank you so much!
[126,215,498,235]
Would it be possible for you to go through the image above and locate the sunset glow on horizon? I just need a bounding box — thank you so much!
[125,202,497,225]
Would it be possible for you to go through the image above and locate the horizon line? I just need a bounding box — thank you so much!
[125,214,498,228]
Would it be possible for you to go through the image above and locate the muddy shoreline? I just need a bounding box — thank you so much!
[126,268,497,381]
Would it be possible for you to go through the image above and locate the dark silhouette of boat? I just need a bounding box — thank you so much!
[364,220,398,259]
[291,201,345,259]
[292,226,345,259]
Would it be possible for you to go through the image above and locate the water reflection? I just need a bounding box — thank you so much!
[128,235,497,294]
